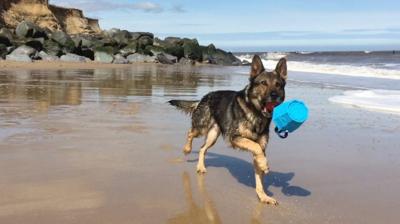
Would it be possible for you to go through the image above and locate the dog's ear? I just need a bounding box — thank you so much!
[275,58,287,80]
[250,55,265,79]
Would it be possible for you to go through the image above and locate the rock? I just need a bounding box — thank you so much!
[113,54,128,64]
[112,30,131,46]
[51,31,75,52]
[6,54,32,62]
[38,51,59,61]
[183,38,202,61]
[137,35,153,49]
[119,41,137,56]
[15,21,47,39]
[94,46,116,55]
[94,51,114,63]
[76,47,94,60]
[202,45,241,65]
[164,37,183,46]
[0,44,8,59]
[43,39,62,56]
[130,32,154,40]
[0,28,13,46]
[127,53,156,63]
[60,53,90,62]
[10,45,36,57]
[164,46,184,59]
[179,57,195,65]
[146,45,164,55]
[156,53,177,64]
[25,38,45,51]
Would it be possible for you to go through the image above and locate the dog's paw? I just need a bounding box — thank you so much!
[258,194,278,205]
[254,155,269,173]
[183,145,192,155]
[196,165,207,174]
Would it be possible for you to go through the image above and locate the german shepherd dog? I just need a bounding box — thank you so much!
[169,55,287,205]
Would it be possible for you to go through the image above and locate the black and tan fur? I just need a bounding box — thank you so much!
[169,55,287,204]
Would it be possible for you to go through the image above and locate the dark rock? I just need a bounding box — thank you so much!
[16,21,47,39]
[94,46,116,55]
[136,47,153,56]
[51,31,75,52]
[156,53,177,64]
[25,38,45,51]
[6,54,32,62]
[179,57,195,65]
[0,44,7,58]
[94,51,114,63]
[164,45,184,59]
[183,38,202,61]
[201,45,241,65]
[119,41,137,56]
[76,47,94,60]
[43,39,62,56]
[145,45,164,55]
[164,37,183,46]
[127,53,156,63]
[0,28,13,46]
[38,51,59,61]
[60,53,90,62]
[113,54,128,64]
[112,30,131,46]
[137,35,153,49]
[130,32,154,40]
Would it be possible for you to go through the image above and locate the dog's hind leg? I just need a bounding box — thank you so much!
[254,165,278,205]
[183,128,199,155]
[197,124,220,174]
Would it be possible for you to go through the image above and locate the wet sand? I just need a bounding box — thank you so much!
[0,64,400,223]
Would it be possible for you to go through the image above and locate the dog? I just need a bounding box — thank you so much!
[168,55,287,205]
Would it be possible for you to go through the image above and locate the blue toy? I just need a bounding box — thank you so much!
[272,100,309,138]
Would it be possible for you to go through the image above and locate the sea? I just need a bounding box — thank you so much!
[235,51,400,114]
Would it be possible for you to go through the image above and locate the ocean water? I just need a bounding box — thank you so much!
[235,51,400,115]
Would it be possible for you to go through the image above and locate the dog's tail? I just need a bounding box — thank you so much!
[168,100,199,115]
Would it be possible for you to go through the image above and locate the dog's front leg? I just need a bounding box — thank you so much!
[232,137,269,173]
[254,166,278,205]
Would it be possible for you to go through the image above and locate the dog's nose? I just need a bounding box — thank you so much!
[270,91,278,99]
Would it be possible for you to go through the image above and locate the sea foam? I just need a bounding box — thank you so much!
[329,90,400,114]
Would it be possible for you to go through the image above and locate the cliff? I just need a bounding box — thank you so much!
[0,0,101,34]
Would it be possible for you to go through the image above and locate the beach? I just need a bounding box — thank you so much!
[0,63,399,223]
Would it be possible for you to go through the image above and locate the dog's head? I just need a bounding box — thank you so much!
[247,55,287,117]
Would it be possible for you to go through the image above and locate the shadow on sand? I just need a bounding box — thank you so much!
[188,152,311,197]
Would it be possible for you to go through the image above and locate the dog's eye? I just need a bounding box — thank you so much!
[260,80,268,86]
[275,82,281,88]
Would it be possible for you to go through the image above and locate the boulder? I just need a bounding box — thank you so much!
[76,47,94,60]
[156,53,177,64]
[0,28,13,46]
[43,39,62,56]
[179,57,195,65]
[94,51,114,63]
[0,44,8,59]
[25,38,45,51]
[10,45,36,57]
[6,54,32,62]
[38,51,59,61]
[164,37,183,46]
[51,31,75,52]
[94,46,116,55]
[119,41,137,56]
[146,45,164,55]
[113,54,129,64]
[201,44,241,65]
[60,53,90,62]
[183,38,202,61]
[130,32,154,40]
[127,53,156,63]
[137,35,153,49]
[112,30,131,46]
[15,21,47,39]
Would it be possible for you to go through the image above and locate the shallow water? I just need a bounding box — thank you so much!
[0,64,399,224]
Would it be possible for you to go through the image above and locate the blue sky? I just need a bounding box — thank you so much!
[51,0,400,51]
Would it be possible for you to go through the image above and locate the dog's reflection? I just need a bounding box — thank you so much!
[168,172,266,224]
[168,172,221,224]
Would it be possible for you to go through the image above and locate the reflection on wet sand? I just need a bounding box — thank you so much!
[168,172,221,224]
[0,65,231,111]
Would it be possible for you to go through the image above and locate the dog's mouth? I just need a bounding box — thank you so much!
[262,102,279,114]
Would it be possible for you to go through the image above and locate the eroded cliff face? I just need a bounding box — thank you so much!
[0,0,101,34]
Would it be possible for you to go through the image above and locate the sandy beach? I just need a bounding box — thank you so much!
[0,63,400,224]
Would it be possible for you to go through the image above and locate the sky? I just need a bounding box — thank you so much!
[50,0,400,52]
